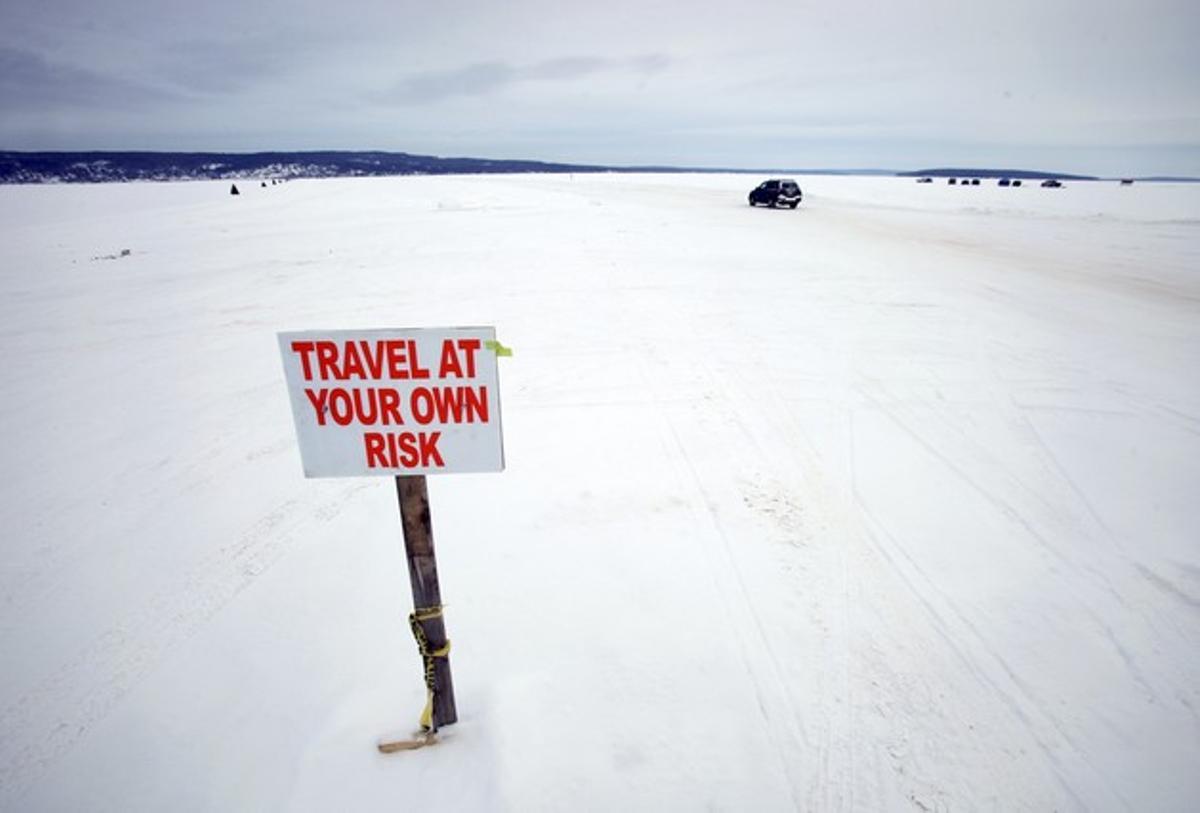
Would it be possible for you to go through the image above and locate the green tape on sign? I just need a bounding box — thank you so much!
[485,339,513,357]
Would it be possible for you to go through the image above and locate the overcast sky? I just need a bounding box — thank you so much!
[2,0,1198,175]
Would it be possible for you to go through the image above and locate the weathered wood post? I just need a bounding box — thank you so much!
[395,474,457,728]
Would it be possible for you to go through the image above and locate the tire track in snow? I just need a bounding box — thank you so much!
[636,332,809,809]
[853,498,1096,810]
[716,367,860,810]
[855,384,1133,606]
[646,283,878,808]
[849,398,1134,809]
[643,329,861,809]
[0,482,370,806]
[865,379,1186,719]
[652,408,807,811]
[1011,402,1197,725]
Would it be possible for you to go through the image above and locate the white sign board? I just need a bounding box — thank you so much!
[278,327,505,477]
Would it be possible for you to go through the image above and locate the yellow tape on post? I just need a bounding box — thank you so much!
[484,339,513,357]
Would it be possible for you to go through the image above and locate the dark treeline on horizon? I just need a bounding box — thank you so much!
[1,150,1191,183]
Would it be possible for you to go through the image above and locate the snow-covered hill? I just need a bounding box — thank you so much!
[1,174,1198,810]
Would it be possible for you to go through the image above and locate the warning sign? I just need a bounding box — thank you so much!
[278,327,505,477]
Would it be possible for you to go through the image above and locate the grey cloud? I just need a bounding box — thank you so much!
[0,47,177,110]
[382,61,517,104]
[158,39,287,94]
[629,53,670,75]
[155,30,349,95]
[523,57,609,81]
[378,54,671,105]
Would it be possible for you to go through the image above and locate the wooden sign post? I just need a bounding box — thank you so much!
[395,474,457,729]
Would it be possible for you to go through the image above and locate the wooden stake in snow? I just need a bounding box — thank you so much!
[395,474,458,730]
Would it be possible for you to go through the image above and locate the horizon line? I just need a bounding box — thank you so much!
[1,148,1196,182]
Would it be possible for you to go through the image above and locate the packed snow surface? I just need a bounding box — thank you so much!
[1,174,1198,811]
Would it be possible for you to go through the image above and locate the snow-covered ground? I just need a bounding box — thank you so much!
[1,173,1198,811]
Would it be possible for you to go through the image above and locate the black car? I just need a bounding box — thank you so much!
[1041,179,1063,188]
[749,179,802,208]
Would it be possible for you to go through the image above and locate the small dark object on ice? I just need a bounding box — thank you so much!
[230,184,240,195]
[92,248,133,261]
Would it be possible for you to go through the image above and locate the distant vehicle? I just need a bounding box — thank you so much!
[748,179,802,208]
[916,177,933,183]
[1012,179,1022,187]
[1041,179,1063,188]
[970,178,980,186]
[948,178,958,185]
[1120,178,1134,185]
[998,178,1011,187]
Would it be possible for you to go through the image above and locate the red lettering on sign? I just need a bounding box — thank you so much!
[410,340,431,379]
[302,387,407,425]
[435,339,483,378]
[385,341,410,379]
[459,338,481,377]
[316,341,340,380]
[397,432,420,466]
[359,341,386,379]
[364,433,387,467]
[304,388,329,425]
[379,388,404,425]
[291,341,317,380]
[420,431,444,466]
[410,388,433,424]
[295,339,444,381]
[352,388,377,424]
[410,386,489,425]
[465,386,488,422]
[433,388,465,422]
[328,389,354,425]
[438,339,464,378]
[341,342,366,379]
[363,431,445,468]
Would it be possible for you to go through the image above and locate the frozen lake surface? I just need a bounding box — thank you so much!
[1,173,1198,810]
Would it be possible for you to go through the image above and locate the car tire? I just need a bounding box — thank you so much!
[789,202,798,209]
